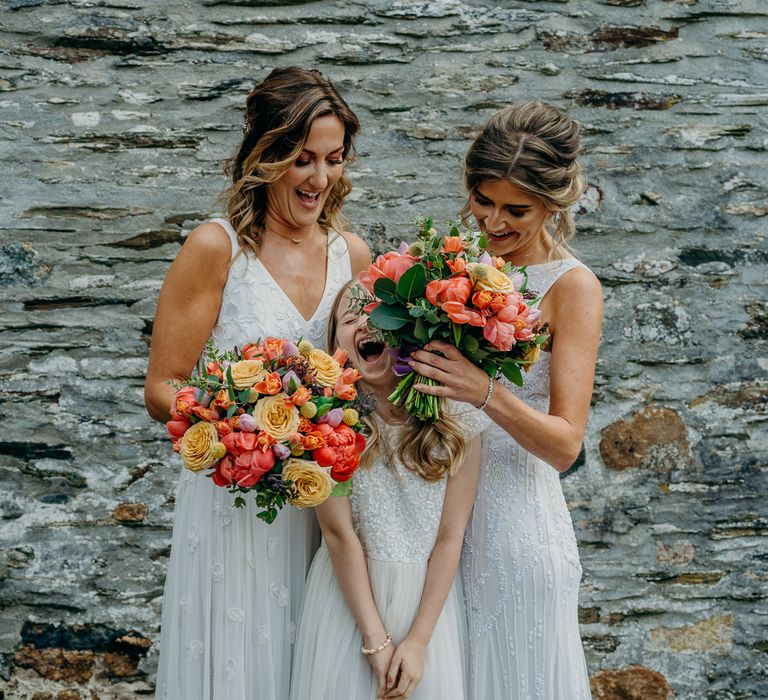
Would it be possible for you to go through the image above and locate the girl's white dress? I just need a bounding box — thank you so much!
[461,258,593,700]
[155,218,352,700]
[290,409,488,700]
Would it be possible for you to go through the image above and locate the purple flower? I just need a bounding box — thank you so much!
[283,341,299,357]
[478,251,492,265]
[273,443,291,460]
[198,390,213,407]
[392,348,415,377]
[238,413,257,432]
[398,241,409,255]
[282,370,301,394]
[510,272,526,291]
[324,408,344,428]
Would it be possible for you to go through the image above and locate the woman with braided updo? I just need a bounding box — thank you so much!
[144,67,370,700]
[410,102,602,698]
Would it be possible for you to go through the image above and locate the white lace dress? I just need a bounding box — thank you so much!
[461,259,593,700]
[290,408,488,700]
[155,218,352,700]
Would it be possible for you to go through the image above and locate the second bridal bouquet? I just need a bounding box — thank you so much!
[357,218,549,421]
[166,337,371,523]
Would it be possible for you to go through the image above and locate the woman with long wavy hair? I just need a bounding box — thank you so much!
[144,67,370,700]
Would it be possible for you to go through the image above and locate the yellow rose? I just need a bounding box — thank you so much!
[253,393,300,441]
[468,263,515,294]
[307,348,342,387]
[229,360,267,389]
[180,421,222,472]
[520,343,541,373]
[282,459,333,508]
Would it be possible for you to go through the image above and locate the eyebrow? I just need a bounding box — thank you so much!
[474,188,531,209]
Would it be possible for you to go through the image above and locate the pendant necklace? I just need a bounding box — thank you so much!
[265,226,306,245]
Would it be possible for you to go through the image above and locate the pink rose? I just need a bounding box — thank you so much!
[221,431,258,457]
[483,317,518,351]
[212,455,235,487]
[234,449,275,488]
[358,251,418,293]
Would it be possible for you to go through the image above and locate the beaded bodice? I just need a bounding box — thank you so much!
[351,405,489,564]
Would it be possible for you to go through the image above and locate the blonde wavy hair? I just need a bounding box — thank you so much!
[327,282,468,482]
[461,101,585,257]
[222,67,360,257]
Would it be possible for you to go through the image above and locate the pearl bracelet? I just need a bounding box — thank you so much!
[475,375,494,411]
[361,633,392,656]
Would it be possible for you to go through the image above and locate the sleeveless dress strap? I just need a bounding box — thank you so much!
[209,217,239,260]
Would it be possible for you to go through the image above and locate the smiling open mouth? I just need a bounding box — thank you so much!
[297,189,321,206]
[487,230,516,239]
[358,339,385,362]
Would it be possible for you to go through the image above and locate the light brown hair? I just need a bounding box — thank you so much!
[461,101,584,255]
[327,282,468,482]
[222,67,360,257]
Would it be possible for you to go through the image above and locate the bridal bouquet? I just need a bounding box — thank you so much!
[166,337,370,523]
[357,218,549,421]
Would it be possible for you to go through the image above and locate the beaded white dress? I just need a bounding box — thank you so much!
[461,258,593,700]
[290,407,488,700]
[155,218,352,700]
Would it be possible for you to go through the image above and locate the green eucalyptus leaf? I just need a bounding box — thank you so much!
[369,303,411,330]
[462,335,480,353]
[373,277,399,305]
[331,481,353,497]
[396,264,427,302]
[500,359,524,387]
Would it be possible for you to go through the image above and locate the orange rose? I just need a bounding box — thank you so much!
[262,337,286,361]
[335,380,357,401]
[426,277,473,307]
[254,371,282,395]
[190,405,219,422]
[332,348,349,366]
[289,386,312,407]
[442,236,464,254]
[302,430,326,451]
[441,301,486,327]
[206,362,224,380]
[472,290,494,310]
[213,388,234,410]
[242,343,263,360]
[447,257,467,275]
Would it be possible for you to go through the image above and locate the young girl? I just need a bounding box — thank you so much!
[411,101,602,699]
[290,282,486,700]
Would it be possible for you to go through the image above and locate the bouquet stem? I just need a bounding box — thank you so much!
[388,371,440,422]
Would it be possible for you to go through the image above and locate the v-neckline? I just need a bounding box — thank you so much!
[254,236,332,324]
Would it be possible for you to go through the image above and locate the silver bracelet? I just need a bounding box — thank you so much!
[475,375,494,411]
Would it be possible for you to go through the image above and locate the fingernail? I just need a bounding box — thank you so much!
[408,360,415,366]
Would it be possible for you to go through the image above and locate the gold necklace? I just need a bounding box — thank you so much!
[265,226,305,245]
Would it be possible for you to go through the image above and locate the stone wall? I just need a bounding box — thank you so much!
[1,0,766,698]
